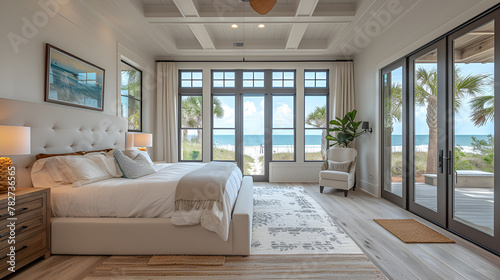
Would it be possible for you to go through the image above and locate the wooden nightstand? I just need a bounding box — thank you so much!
[0,188,50,278]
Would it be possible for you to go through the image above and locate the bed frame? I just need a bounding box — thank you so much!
[0,98,253,255]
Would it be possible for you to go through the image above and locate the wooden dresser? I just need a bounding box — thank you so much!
[0,188,50,278]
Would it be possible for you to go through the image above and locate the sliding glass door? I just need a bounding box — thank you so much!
[408,41,447,226]
[447,12,499,252]
[381,8,500,253]
[381,59,407,207]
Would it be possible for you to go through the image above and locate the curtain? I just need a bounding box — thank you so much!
[331,61,355,120]
[155,62,178,162]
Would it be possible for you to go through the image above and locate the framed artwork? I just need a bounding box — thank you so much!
[45,44,105,111]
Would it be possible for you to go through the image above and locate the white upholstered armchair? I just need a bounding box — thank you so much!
[319,147,357,197]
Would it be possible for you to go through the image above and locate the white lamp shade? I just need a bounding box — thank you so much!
[133,133,153,147]
[0,126,31,155]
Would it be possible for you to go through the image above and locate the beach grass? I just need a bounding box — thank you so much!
[391,149,494,178]
[182,141,202,161]
[305,152,323,161]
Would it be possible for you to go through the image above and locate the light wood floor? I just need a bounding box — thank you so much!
[6,183,500,280]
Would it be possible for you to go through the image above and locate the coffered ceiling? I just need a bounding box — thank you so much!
[79,0,420,60]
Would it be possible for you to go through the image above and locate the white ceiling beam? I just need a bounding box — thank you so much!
[172,0,199,17]
[147,16,353,24]
[296,0,319,17]
[285,0,321,50]
[286,23,309,49]
[172,0,215,50]
[189,24,215,50]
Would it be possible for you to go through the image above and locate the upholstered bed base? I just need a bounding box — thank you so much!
[51,176,253,256]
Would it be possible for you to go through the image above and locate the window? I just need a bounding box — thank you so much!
[180,71,202,88]
[120,61,142,131]
[305,71,327,88]
[213,71,235,87]
[272,71,295,87]
[179,70,203,161]
[272,95,295,161]
[212,95,236,161]
[305,95,328,161]
[243,71,264,87]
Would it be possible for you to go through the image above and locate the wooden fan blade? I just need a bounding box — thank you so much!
[249,0,277,15]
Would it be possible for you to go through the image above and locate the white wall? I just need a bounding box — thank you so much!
[0,0,156,134]
[176,61,334,182]
[354,0,500,197]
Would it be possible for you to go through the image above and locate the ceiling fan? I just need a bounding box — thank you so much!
[241,0,277,15]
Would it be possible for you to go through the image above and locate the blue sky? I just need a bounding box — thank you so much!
[391,62,494,136]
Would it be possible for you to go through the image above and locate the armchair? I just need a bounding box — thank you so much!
[319,147,357,197]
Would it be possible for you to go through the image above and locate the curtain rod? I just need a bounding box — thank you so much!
[155,59,353,63]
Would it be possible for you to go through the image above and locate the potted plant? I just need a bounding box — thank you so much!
[325,109,365,148]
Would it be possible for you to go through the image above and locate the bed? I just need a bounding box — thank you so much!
[0,98,253,255]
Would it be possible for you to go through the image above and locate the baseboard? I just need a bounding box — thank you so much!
[358,179,379,198]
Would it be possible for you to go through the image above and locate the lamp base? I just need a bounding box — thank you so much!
[0,157,15,193]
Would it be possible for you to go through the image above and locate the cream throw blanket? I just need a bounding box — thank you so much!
[174,162,237,215]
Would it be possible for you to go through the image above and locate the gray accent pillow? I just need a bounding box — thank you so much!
[327,160,352,172]
[113,149,156,179]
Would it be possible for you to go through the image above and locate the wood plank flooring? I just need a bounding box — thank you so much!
[5,183,500,280]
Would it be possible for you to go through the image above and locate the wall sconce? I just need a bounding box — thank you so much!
[362,121,372,134]
[0,126,31,192]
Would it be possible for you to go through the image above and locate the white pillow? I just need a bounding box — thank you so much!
[31,158,70,188]
[84,153,123,178]
[48,156,112,187]
[124,149,154,166]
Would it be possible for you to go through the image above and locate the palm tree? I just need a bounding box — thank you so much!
[305,106,327,159]
[121,70,141,130]
[181,96,224,142]
[470,94,494,126]
[415,67,488,174]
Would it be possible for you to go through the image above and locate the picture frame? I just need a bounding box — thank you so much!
[45,43,105,111]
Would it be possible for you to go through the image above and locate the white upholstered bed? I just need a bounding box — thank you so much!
[0,98,253,255]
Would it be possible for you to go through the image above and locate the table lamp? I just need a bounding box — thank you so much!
[133,133,153,151]
[0,126,31,192]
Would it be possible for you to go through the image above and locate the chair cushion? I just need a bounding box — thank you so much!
[320,170,353,181]
[327,160,352,172]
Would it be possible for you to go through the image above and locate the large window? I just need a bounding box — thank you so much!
[179,70,203,161]
[304,70,328,161]
[212,95,236,161]
[305,95,328,161]
[120,61,142,131]
[272,95,295,161]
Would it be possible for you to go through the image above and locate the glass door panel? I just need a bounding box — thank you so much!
[452,20,495,236]
[414,48,439,212]
[382,63,405,206]
[243,95,266,177]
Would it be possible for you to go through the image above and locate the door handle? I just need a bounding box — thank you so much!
[442,151,452,175]
[438,150,444,173]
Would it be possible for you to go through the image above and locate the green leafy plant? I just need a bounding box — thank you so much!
[325,109,364,148]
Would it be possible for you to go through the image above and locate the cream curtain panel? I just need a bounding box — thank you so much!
[155,62,178,163]
[331,61,355,120]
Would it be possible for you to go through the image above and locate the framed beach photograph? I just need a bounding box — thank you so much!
[45,44,104,111]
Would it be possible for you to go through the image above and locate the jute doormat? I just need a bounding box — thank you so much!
[374,219,455,243]
[148,255,225,266]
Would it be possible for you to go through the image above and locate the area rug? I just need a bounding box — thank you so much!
[251,186,363,254]
[148,255,225,266]
[374,219,455,243]
[85,255,387,279]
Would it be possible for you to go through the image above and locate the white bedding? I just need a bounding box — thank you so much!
[50,163,243,240]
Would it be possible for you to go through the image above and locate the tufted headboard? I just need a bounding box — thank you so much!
[0,98,127,187]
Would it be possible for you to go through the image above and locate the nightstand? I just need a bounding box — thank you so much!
[0,188,50,278]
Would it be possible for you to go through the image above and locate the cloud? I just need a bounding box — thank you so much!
[273,104,293,127]
[214,104,235,128]
[244,100,257,116]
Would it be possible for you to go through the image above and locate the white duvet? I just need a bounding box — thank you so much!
[50,163,243,241]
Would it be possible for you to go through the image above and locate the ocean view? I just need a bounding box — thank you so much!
[391,135,491,147]
[211,135,323,146]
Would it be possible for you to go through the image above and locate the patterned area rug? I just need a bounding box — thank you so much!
[251,186,363,254]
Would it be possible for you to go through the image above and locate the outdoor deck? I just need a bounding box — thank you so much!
[387,183,494,235]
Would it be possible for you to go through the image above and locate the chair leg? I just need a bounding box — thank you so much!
[320,186,324,193]
[344,190,348,197]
